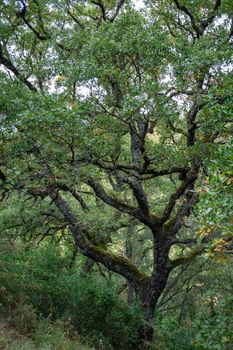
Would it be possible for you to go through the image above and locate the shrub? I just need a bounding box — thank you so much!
[0,243,142,349]
[192,295,233,350]
[154,316,195,350]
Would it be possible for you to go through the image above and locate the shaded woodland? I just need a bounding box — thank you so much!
[0,0,232,349]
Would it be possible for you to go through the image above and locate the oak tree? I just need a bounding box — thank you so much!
[0,0,232,347]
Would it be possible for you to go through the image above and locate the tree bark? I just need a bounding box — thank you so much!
[135,234,172,348]
[136,271,171,349]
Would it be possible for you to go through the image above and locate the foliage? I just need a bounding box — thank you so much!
[193,294,233,350]
[0,0,233,347]
[0,241,142,349]
[154,317,195,350]
[154,256,233,350]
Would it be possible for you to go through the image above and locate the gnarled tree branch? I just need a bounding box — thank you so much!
[49,186,150,287]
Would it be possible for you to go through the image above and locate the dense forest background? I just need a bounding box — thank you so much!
[0,0,232,349]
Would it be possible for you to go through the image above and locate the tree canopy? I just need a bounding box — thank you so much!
[0,0,232,347]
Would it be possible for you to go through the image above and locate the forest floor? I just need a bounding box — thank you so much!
[0,321,25,350]
[0,317,91,350]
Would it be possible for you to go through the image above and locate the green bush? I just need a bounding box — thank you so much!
[0,243,142,349]
[154,316,195,350]
[39,273,142,348]
[31,319,90,350]
[192,295,233,350]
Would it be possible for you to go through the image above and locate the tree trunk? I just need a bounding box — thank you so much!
[140,306,155,349]
[132,291,156,350]
[136,238,171,349]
